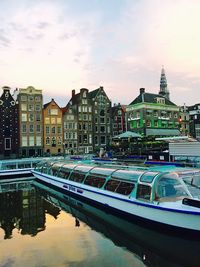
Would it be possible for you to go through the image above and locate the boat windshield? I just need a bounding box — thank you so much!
[180,172,200,199]
[154,173,190,202]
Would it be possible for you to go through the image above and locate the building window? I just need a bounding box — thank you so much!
[21,104,27,111]
[36,136,42,146]
[52,137,56,147]
[82,99,87,104]
[29,113,34,122]
[146,120,151,127]
[157,98,165,104]
[94,136,98,144]
[57,126,61,134]
[154,111,158,117]
[35,104,41,111]
[100,126,105,133]
[30,124,34,133]
[21,95,27,101]
[29,136,34,146]
[45,117,50,124]
[57,118,61,124]
[46,126,50,134]
[49,109,58,115]
[52,126,56,134]
[58,137,62,145]
[36,124,41,133]
[83,106,87,112]
[89,134,92,144]
[35,96,41,102]
[28,96,34,101]
[22,124,27,133]
[100,110,105,116]
[28,104,34,111]
[22,136,28,146]
[46,137,50,145]
[100,136,106,144]
[100,117,105,123]
[4,138,11,150]
[83,135,87,143]
[51,117,56,124]
[154,121,158,127]
[21,113,27,122]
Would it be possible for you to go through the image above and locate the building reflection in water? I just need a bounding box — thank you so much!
[0,181,60,239]
[0,180,200,267]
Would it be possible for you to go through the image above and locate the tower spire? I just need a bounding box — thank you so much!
[159,66,170,100]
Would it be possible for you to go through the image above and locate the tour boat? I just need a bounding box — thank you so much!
[34,182,200,266]
[0,158,42,179]
[32,160,200,235]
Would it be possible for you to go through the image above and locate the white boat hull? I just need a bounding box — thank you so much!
[32,170,200,233]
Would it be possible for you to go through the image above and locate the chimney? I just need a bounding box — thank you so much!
[140,88,145,94]
[72,89,75,97]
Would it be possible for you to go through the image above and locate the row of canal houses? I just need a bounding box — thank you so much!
[0,68,199,159]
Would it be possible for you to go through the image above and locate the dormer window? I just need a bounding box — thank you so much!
[156,98,165,104]
[83,91,86,98]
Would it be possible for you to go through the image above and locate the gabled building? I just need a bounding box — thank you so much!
[63,88,93,154]
[43,99,63,156]
[188,103,200,140]
[179,104,190,136]
[63,86,112,154]
[89,86,112,150]
[111,103,127,136]
[17,86,43,157]
[126,87,180,137]
[62,104,78,155]
[0,86,19,159]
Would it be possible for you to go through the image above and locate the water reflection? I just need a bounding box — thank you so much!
[0,179,200,267]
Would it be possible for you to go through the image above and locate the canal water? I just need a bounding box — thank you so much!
[0,179,200,267]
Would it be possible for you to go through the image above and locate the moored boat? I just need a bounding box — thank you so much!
[32,160,200,236]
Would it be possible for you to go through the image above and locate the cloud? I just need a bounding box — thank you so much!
[0,1,98,99]
[0,0,200,107]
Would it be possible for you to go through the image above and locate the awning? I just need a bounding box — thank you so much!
[113,131,142,139]
[146,128,181,136]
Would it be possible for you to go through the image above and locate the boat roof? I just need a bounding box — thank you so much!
[39,159,200,184]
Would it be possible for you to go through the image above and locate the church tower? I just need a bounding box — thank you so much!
[159,66,170,100]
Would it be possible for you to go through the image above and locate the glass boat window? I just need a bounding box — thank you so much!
[115,181,135,195]
[136,184,151,201]
[58,168,71,179]
[111,170,143,182]
[57,164,77,179]
[90,167,114,177]
[181,172,200,188]
[104,179,121,192]
[140,172,159,183]
[84,175,106,188]
[74,165,94,173]
[69,172,85,183]
[155,173,189,200]
[104,179,135,196]
[4,163,17,169]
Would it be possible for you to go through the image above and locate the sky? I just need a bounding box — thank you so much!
[0,0,200,107]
